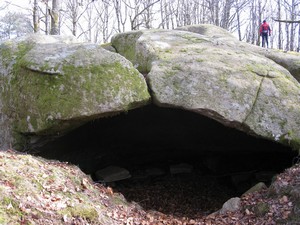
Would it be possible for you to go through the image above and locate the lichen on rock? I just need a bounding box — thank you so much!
[0,34,150,149]
[111,25,300,151]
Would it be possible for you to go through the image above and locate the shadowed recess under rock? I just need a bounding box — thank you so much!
[34,104,296,174]
[32,104,298,216]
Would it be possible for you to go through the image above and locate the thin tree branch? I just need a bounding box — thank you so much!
[272,17,300,23]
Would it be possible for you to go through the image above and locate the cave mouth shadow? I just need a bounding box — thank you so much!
[34,104,298,217]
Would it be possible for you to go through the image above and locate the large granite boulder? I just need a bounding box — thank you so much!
[177,24,300,82]
[0,34,150,149]
[1,25,300,153]
[111,25,300,150]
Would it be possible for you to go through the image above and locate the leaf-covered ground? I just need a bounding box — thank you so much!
[114,172,236,218]
[0,149,299,225]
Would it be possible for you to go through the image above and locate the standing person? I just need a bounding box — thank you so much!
[259,20,271,48]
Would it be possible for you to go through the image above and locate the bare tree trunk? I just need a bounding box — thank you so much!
[72,0,79,36]
[273,0,300,51]
[33,0,40,33]
[50,0,60,35]
[174,0,180,27]
[221,0,233,29]
[113,0,122,32]
[64,0,98,40]
[127,0,159,30]
[249,0,257,45]
[192,0,199,24]
[277,0,283,49]
[45,0,50,35]
[285,16,290,51]
[208,0,220,26]
[290,0,296,51]
[132,0,140,30]
[63,0,79,36]
[165,0,172,29]
[159,0,165,28]
[28,0,300,51]
[142,0,156,29]
[113,0,127,32]
[257,0,263,46]
[101,1,111,43]
[298,25,300,51]
[235,0,242,41]
[122,4,128,32]
[81,2,94,42]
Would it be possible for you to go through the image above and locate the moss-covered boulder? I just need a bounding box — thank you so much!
[111,26,300,151]
[0,34,150,149]
[263,50,300,82]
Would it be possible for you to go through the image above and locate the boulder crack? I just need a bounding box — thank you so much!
[242,76,265,124]
[252,70,277,79]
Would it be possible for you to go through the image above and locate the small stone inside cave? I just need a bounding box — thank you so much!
[33,105,297,217]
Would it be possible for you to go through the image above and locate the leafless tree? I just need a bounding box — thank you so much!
[63,0,80,36]
[94,0,114,42]
[122,0,160,30]
[0,12,32,40]
[49,0,60,34]
[0,1,10,10]
[207,0,220,26]
[298,21,300,51]
[221,0,234,29]
[78,1,94,42]
[246,0,258,45]
[244,0,269,46]
[286,0,300,51]
[158,0,167,29]
[142,0,160,29]
[287,0,297,50]
[272,0,300,51]
[31,0,52,35]
[0,0,11,11]
[233,0,251,41]
[35,0,51,35]
[277,0,283,49]
[113,0,128,32]
[33,0,39,32]
[3,0,300,51]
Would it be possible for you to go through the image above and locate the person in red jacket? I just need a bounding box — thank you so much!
[259,20,271,48]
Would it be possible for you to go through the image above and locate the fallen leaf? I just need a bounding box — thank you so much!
[245,209,251,215]
[107,187,114,195]
[63,214,68,222]
[81,178,88,189]
[6,202,13,210]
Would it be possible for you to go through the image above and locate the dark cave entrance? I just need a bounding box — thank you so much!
[33,105,298,217]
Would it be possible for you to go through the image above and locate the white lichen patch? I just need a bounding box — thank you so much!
[153,41,171,49]
[26,115,34,132]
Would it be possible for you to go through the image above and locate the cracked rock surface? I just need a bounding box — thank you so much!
[0,25,300,152]
[112,25,300,150]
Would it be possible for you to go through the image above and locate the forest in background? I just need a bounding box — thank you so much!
[0,0,300,52]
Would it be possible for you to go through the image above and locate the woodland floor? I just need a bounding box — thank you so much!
[114,172,236,219]
[0,149,298,225]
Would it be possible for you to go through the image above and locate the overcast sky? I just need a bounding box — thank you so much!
[3,0,30,13]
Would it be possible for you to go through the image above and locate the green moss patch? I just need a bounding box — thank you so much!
[1,39,150,142]
[59,205,99,222]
